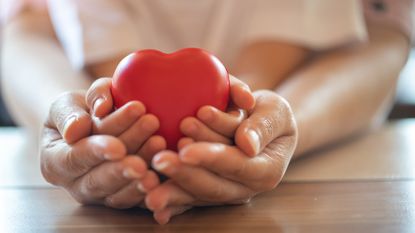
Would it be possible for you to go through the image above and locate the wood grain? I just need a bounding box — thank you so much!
[0,180,413,233]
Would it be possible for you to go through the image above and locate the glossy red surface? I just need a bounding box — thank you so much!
[111,48,230,150]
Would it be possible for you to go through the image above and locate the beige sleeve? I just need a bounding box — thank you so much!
[241,0,368,50]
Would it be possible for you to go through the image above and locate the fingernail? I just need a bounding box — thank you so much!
[63,115,77,134]
[137,182,146,193]
[153,160,170,171]
[247,130,260,155]
[123,168,143,179]
[93,98,105,116]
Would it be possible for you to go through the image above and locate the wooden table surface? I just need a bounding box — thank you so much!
[1,120,414,233]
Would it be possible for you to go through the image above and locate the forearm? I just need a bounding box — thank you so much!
[1,10,91,133]
[277,24,410,157]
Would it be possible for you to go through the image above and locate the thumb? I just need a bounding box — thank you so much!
[47,91,92,144]
[235,90,297,156]
[85,77,114,118]
[229,75,255,110]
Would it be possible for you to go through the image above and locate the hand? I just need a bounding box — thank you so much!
[86,78,167,164]
[40,91,160,209]
[179,75,256,154]
[145,90,298,224]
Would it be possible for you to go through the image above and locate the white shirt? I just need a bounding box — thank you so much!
[47,0,368,69]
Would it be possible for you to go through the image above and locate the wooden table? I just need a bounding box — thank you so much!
[1,120,414,233]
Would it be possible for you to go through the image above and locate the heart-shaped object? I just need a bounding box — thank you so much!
[111,48,230,150]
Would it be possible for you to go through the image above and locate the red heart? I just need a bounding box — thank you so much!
[111,48,230,150]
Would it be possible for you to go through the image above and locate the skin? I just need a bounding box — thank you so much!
[2,9,410,224]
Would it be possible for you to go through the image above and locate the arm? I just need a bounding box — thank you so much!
[234,23,409,157]
[277,23,410,157]
[1,10,91,133]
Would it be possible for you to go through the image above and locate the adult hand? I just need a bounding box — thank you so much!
[145,90,298,224]
[40,91,159,209]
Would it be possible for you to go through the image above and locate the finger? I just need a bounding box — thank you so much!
[137,135,167,165]
[104,170,160,209]
[71,155,147,203]
[229,75,255,110]
[47,91,92,144]
[153,205,193,225]
[93,101,146,136]
[104,180,145,209]
[118,114,160,154]
[235,90,297,156]
[178,142,280,191]
[196,105,247,137]
[41,135,127,186]
[145,180,195,212]
[152,151,253,203]
[177,137,194,151]
[85,77,114,118]
[136,170,160,193]
[180,117,232,144]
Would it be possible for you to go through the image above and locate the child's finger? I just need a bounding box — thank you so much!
[229,75,255,111]
[177,137,194,151]
[137,170,161,193]
[85,78,114,118]
[180,117,232,145]
[93,101,145,136]
[153,205,193,225]
[196,105,247,138]
[137,135,167,165]
[145,180,195,212]
[118,114,160,154]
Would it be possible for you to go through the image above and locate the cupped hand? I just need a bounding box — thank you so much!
[41,91,160,209]
[145,90,298,224]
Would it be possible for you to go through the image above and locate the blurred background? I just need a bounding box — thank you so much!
[2,48,415,125]
[0,1,414,127]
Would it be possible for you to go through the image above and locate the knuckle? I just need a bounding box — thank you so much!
[80,174,103,199]
[40,157,60,186]
[65,150,86,175]
[230,162,246,179]
[262,117,275,138]
[205,186,225,202]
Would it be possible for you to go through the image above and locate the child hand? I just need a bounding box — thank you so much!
[41,91,160,209]
[86,78,167,164]
[179,75,257,155]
